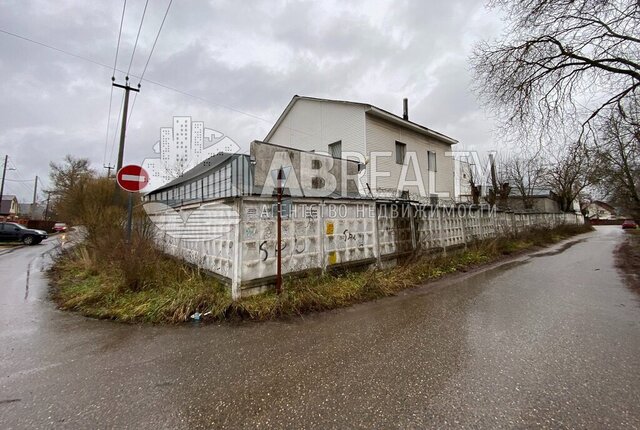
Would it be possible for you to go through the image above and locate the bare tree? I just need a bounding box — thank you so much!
[48,155,95,223]
[487,153,511,208]
[465,152,511,206]
[544,142,595,211]
[504,150,546,209]
[48,155,94,197]
[472,0,640,137]
[592,100,640,216]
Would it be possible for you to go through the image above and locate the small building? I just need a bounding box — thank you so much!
[264,95,458,202]
[506,188,561,213]
[146,141,362,205]
[0,195,19,218]
[585,201,617,220]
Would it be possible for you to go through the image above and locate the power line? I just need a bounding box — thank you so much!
[109,92,126,165]
[127,0,150,78]
[138,0,173,84]
[103,85,115,166]
[6,159,36,196]
[0,27,311,133]
[125,0,173,125]
[113,0,128,77]
[127,92,138,124]
[104,0,128,167]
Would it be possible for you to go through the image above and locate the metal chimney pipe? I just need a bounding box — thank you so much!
[403,98,408,120]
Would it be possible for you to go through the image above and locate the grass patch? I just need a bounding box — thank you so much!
[50,244,232,323]
[50,223,593,323]
[615,229,640,293]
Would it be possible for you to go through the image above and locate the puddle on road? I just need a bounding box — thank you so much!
[530,238,586,258]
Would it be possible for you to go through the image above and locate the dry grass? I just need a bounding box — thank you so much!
[615,229,640,293]
[50,223,593,323]
[50,244,232,323]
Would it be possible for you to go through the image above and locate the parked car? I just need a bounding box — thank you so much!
[53,222,68,232]
[622,219,638,229]
[0,222,48,245]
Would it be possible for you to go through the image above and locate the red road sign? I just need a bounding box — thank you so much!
[116,165,149,192]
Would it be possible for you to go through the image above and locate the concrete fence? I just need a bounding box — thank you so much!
[147,196,583,299]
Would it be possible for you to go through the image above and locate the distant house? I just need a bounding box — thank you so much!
[585,201,617,220]
[506,188,562,213]
[264,95,458,202]
[455,159,474,203]
[0,195,19,217]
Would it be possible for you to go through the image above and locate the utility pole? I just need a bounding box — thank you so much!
[0,155,7,201]
[275,167,285,295]
[104,164,115,178]
[30,176,38,219]
[112,76,140,172]
[44,191,51,221]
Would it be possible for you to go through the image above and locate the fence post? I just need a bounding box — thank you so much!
[373,201,382,266]
[409,203,417,253]
[438,206,447,256]
[460,208,467,249]
[231,197,243,300]
[319,199,327,273]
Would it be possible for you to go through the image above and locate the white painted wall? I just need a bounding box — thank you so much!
[364,115,455,199]
[267,99,367,157]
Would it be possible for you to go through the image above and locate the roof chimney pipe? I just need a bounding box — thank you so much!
[402,98,409,120]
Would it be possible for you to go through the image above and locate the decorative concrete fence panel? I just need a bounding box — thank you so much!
[323,201,377,267]
[377,203,414,257]
[146,200,238,280]
[148,196,583,299]
[415,211,440,250]
[240,198,322,283]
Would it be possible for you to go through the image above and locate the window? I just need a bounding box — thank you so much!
[328,141,342,158]
[428,150,437,172]
[395,141,406,164]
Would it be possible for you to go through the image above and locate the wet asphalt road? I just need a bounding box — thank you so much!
[0,226,639,429]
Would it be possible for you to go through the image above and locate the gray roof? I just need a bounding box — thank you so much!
[506,188,556,198]
[264,95,458,146]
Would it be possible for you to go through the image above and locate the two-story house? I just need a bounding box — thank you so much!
[264,96,458,201]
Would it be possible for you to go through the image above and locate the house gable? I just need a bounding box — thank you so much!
[265,96,367,156]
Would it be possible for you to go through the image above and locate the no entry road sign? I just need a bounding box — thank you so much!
[117,165,149,192]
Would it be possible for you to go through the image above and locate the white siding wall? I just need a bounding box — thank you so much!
[365,115,455,199]
[267,99,366,157]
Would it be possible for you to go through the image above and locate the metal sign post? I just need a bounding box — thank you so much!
[126,192,133,244]
[271,166,290,295]
[116,165,149,244]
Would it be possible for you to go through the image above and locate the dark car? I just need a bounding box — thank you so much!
[622,219,638,229]
[0,222,48,245]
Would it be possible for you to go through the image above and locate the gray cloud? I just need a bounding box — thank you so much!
[0,0,502,203]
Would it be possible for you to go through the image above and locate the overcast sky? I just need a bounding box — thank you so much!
[0,0,504,203]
